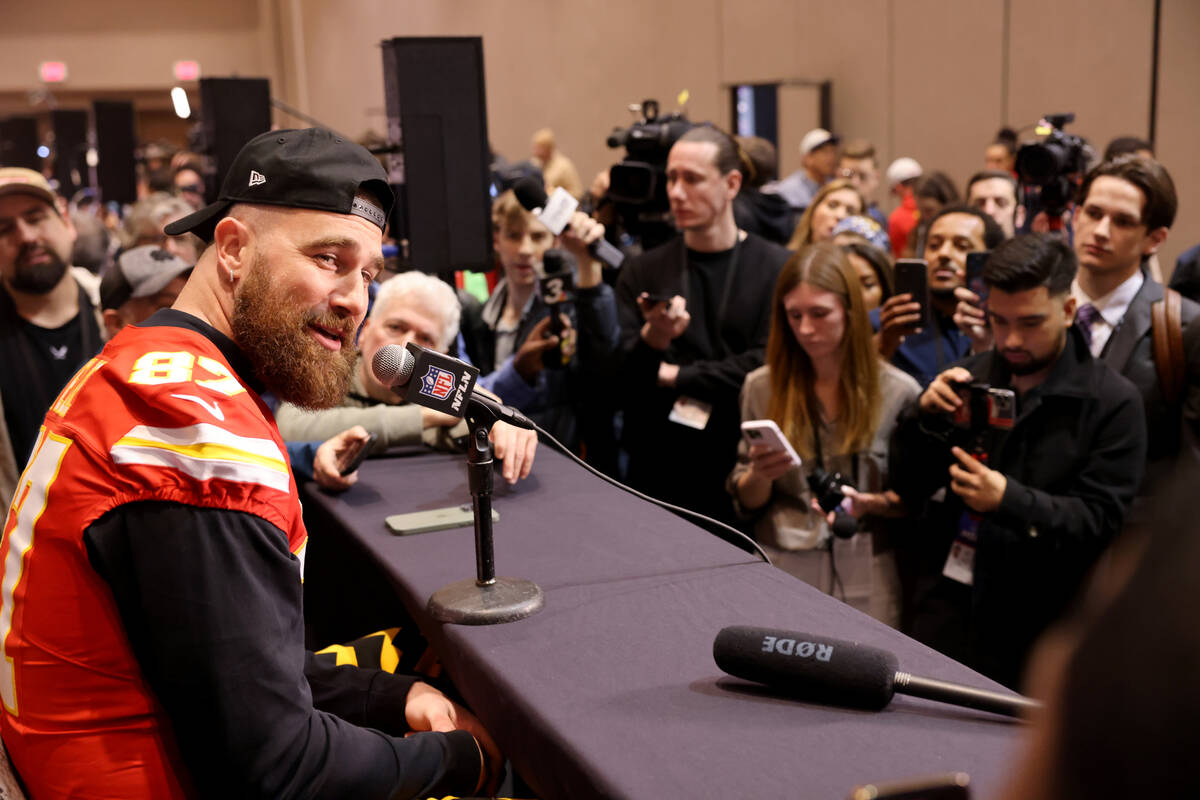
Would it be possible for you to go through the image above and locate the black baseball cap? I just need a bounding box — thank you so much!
[164,128,393,243]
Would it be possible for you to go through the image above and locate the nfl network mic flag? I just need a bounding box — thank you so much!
[405,342,480,417]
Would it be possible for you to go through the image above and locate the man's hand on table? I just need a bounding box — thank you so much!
[405,681,503,795]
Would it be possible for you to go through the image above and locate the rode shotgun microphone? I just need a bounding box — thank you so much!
[713,626,1040,719]
[511,176,625,269]
[371,343,535,431]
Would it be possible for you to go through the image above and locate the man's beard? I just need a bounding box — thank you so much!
[1001,329,1065,376]
[1002,349,1057,376]
[231,257,358,409]
[10,244,68,294]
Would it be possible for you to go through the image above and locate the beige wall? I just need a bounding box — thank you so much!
[1155,0,1200,273]
[0,1,272,93]
[1,0,1197,263]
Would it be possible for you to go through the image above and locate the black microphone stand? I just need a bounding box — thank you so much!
[426,397,545,625]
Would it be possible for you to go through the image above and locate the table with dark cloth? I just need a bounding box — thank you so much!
[301,447,1024,800]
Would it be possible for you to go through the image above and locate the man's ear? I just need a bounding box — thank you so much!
[1143,226,1169,257]
[1015,204,1026,231]
[726,168,743,199]
[1062,293,1078,324]
[101,308,124,339]
[212,216,251,280]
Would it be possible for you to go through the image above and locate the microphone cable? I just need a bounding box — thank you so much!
[529,423,772,565]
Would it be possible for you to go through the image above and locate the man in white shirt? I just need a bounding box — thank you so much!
[1071,156,1200,481]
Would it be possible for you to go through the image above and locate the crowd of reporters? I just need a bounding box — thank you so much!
[2,115,1198,795]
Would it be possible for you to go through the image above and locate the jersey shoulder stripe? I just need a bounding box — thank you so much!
[111,423,289,493]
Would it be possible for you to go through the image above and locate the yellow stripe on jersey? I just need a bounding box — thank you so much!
[50,357,107,417]
[111,423,289,493]
[294,538,307,581]
[321,644,359,667]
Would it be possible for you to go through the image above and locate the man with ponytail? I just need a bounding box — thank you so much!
[611,125,790,523]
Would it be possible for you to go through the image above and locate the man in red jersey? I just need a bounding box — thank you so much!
[0,129,497,798]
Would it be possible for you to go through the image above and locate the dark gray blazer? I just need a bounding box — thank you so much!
[1099,272,1200,475]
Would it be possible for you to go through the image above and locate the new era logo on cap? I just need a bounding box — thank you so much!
[248,170,266,187]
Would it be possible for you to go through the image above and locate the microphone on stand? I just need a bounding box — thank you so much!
[371,343,535,431]
[370,342,544,626]
[713,626,1040,719]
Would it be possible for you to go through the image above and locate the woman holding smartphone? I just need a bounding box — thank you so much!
[726,242,920,626]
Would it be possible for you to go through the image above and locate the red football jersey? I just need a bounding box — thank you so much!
[0,323,306,798]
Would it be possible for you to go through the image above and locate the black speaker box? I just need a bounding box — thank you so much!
[0,117,40,171]
[51,109,89,198]
[381,37,493,274]
[199,77,271,192]
[93,101,137,205]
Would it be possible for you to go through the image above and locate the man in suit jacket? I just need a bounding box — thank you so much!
[1070,156,1200,484]
[1168,242,1200,304]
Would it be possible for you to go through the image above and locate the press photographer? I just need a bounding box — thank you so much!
[604,98,694,250]
[890,233,1146,689]
[1014,113,1093,234]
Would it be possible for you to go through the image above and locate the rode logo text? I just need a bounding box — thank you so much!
[761,636,833,661]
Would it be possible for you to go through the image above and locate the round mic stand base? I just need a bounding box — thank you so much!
[427,577,545,625]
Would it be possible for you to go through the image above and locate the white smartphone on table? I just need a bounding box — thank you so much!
[740,419,801,467]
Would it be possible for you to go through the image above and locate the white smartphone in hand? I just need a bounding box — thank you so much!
[740,419,801,467]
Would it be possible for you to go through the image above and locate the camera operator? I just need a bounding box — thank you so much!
[1069,156,1200,488]
[966,169,1024,239]
[891,233,1146,688]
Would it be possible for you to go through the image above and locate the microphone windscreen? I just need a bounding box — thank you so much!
[713,626,897,710]
[371,343,415,389]
[512,175,549,211]
[831,512,859,540]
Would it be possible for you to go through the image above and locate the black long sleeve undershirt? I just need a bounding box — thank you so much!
[84,500,480,799]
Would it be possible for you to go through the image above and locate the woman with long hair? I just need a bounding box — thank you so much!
[727,242,919,626]
[840,239,894,312]
[786,179,865,250]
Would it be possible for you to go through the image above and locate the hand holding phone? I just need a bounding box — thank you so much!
[640,291,674,307]
[876,272,926,358]
[953,251,992,352]
[893,259,930,329]
[741,420,802,468]
[338,433,377,476]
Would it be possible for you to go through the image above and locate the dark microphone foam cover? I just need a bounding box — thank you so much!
[371,343,416,389]
[831,512,859,540]
[512,175,549,210]
[713,626,897,710]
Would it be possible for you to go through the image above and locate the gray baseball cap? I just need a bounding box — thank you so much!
[100,245,193,311]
